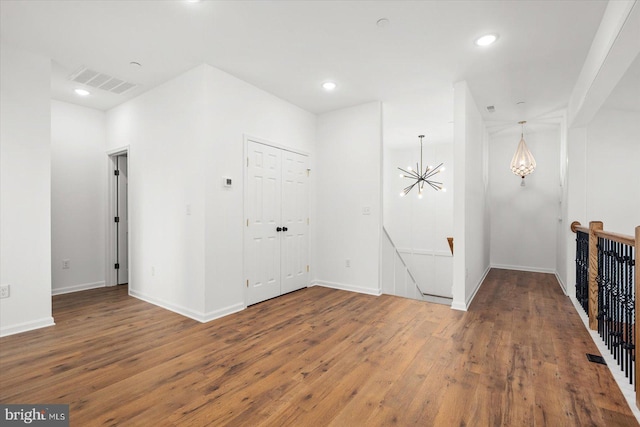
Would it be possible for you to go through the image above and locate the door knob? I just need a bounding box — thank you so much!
[282,227,288,232]
[276,227,282,232]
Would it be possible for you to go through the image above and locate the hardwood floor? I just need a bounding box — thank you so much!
[1,269,637,426]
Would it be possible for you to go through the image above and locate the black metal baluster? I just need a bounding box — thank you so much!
[575,231,589,314]
[610,242,620,365]
[632,243,636,389]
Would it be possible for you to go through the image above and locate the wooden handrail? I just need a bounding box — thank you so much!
[571,221,636,246]
[570,221,590,234]
[594,229,635,247]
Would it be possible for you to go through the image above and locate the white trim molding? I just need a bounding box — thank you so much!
[310,280,382,297]
[491,264,556,274]
[555,272,568,295]
[52,281,105,296]
[202,303,245,323]
[452,265,491,311]
[129,289,245,323]
[0,317,55,337]
[398,248,453,257]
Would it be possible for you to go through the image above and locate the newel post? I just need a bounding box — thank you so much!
[588,221,603,330]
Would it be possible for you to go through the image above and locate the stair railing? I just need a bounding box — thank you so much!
[571,221,638,404]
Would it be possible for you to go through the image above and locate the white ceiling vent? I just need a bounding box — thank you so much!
[69,67,138,95]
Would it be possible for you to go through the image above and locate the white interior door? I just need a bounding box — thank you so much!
[246,141,282,305]
[281,151,308,294]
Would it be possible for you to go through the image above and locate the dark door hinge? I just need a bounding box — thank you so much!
[115,217,120,223]
[115,263,120,269]
[114,170,120,176]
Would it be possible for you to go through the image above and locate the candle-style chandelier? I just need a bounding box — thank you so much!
[398,134,445,198]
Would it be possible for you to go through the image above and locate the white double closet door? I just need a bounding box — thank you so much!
[245,140,309,306]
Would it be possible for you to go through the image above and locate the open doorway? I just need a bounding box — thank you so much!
[107,150,129,287]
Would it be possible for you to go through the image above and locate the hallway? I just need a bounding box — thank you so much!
[0,269,635,426]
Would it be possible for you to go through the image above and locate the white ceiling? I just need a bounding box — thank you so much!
[1,0,612,143]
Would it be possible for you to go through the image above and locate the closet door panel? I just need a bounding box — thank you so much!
[246,141,282,305]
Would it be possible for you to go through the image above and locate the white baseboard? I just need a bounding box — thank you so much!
[491,264,556,274]
[129,289,206,322]
[0,316,55,337]
[452,265,491,312]
[451,301,467,311]
[555,272,568,295]
[129,289,245,323]
[202,302,245,323]
[52,281,105,296]
[311,280,382,296]
[467,266,491,307]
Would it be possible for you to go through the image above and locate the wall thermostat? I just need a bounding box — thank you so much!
[223,177,233,187]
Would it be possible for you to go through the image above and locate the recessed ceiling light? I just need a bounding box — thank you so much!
[74,88,90,96]
[322,81,337,91]
[474,34,499,47]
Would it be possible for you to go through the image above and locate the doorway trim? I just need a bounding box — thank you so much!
[106,146,129,288]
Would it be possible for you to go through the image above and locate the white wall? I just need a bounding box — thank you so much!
[315,102,382,295]
[384,143,453,298]
[563,107,640,303]
[0,45,54,336]
[585,108,640,234]
[201,65,316,318]
[107,65,209,320]
[107,64,316,321]
[51,101,106,294]
[565,126,588,297]
[384,144,453,251]
[489,127,561,273]
[452,81,490,310]
[555,113,569,293]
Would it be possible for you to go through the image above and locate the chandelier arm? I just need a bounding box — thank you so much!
[423,163,444,179]
[403,182,418,194]
[399,170,420,180]
[426,181,442,191]
[397,167,420,178]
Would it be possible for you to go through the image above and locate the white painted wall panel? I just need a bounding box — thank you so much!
[315,102,382,295]
[489,128,561,273]
[0,45,53,336]
[586,108,640,234]
[51,101,106,294]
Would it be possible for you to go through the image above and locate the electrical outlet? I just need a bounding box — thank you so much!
[0,284,9,299]
[62,259,70,269]
[345,259,351,268]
